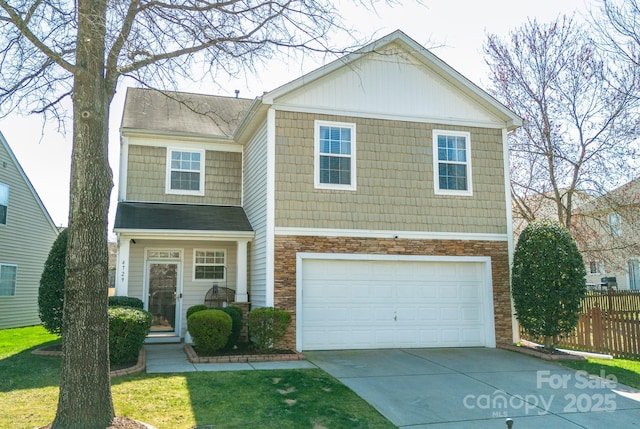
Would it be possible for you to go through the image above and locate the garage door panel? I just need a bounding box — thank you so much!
[461,306,481,321]
[301,258,491,350]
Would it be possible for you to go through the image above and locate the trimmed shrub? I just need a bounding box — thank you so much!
[221,306,243,349]
[108,306,152,366]
[512,220,587,352]
[248,307,291,353]
[38,229,68,336]
[108,296,144,309]
[186,304,209,320]
[187,310,232,355]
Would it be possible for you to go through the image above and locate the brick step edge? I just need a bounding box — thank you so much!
[498,343,585,361]
[32,346,146,377]
[185,344,305,363]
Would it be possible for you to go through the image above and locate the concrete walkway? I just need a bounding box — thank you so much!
[145,343,316,373]
[305,348,640,429]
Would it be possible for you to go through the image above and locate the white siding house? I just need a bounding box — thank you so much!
[0,132,59,329]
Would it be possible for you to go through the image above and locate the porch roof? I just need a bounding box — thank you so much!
[114,202,253,232]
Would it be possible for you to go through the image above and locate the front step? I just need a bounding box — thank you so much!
[145,333,181,344]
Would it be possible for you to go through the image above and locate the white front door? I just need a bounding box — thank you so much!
[146,261,182,335]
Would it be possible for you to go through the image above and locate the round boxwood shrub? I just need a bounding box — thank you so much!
[187,309,232,355]
[38,228,68,336]
[186,304,209,320]
[512,220,586,352]
[108,296,144,309]
[248,307,291,353]
[221,306,243,349]
[108,306,153,366]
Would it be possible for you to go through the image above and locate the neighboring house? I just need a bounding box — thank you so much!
[0,132,59,329]
[573,177,640,290]
[114,30,523,351]
[512,189,592,241]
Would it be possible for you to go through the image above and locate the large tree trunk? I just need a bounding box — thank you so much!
[52,0,114,427]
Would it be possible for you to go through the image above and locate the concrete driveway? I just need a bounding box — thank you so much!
[305,348,640,428]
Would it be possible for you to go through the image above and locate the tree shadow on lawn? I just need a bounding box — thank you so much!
[0,338,61,393]
[110,369,395,429]
[182,369,395,429]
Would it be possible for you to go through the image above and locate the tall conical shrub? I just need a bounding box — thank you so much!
[38,228,68,336]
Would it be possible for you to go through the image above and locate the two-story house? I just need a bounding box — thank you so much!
[574,177,640,290]
[114,30,523,351]
[0,132,59,329]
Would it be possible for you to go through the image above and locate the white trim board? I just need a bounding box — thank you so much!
[275,227,508,242]
[271,104,511,130]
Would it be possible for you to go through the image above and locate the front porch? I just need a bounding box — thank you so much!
[113,202,254,342]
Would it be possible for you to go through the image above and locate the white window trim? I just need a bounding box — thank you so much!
[432,129,473,197]
[0,263,17,297]
[193,249,226,282]
[146,249,182,261]
[165,147,205,196]
[314,120,357,191]
[0,183,8,226]
[608,212,622,237]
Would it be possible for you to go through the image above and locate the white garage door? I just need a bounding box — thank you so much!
[299,257,494,350]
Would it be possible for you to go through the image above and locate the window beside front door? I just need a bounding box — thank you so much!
[314,120,356,191]
[0,183,8,225]
[433,130,473,196]
[194,249,226,281]
[165,148,205,195]
[0,264,17,296]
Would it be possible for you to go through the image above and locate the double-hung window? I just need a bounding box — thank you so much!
[0,183,8,225]
[166,148,205,195]
[433,130,472,196]
[194,250,225,281]
[314,121,356,190]
[0,264,17,296]
[608,212,622,237]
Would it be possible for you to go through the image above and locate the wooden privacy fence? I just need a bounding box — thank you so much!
[521,290,640,359]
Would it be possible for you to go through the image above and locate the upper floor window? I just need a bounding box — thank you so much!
[0,264,17,296]
[194,249,225,281]
[166,148,205,196]
[0,183,8,225]
[433,130,473,196]
[608,212,622,237]
[314,121,356,191]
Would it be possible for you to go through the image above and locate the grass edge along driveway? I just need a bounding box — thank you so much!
[0,326,395,429]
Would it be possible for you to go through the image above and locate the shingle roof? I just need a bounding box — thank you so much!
[121,88,254,137]
[114,202,253,232]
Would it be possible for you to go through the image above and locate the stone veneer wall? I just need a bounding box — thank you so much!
[273,235,513,350]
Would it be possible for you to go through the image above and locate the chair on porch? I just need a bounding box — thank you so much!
[204,284,236,308]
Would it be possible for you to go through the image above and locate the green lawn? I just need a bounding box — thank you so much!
[0,326,395,429]
[560,356,640,390]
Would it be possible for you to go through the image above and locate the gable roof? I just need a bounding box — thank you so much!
[575,177,640,214]
[260,30,523,131]
[121,30,523,141]
[0,131,58,234]
[121,88,254,138]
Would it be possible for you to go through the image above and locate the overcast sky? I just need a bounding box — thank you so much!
[0,0,593,231]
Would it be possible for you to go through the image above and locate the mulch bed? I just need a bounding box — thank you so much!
[39,417,155,429]
[185,342,305,363]
[32,344,147,376]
